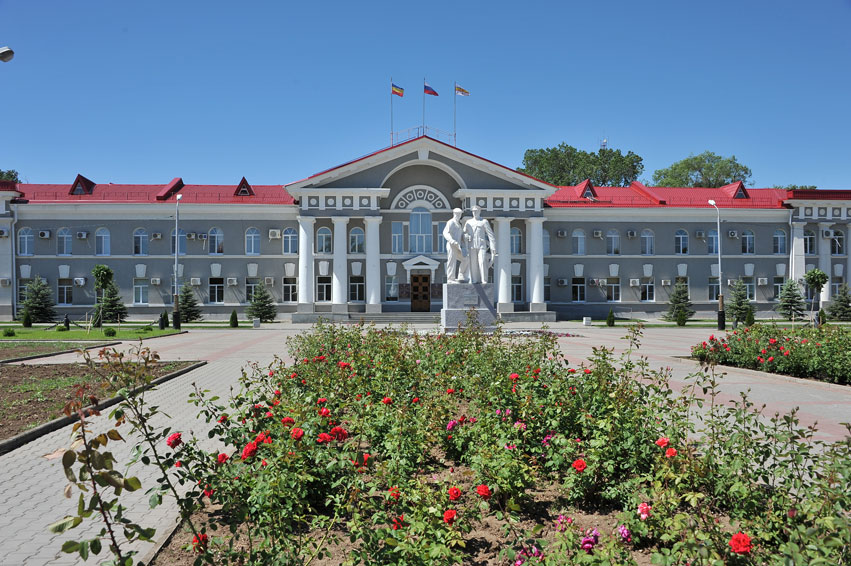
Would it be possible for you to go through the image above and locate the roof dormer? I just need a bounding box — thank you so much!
[234,177,254,197]
[155,178,185,200]
[576,179,597,199]
[721,181,749,199]
[69,174,95,195]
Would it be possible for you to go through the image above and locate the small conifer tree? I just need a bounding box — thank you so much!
[827,284,851,321]
[776,279,806,321]
[178,284,203,323]
[727,279,752,325]
[229,309,239,327]
[21,277,56,323]
[246,284,277,322]
[21,309,33,328]
[606,308,615,327]
[162,310,169,327]
[745,307,755,327]
[99,280,128,323]
[663,281,695,325]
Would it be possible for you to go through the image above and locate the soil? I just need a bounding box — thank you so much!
[0,341,100,361]
[0,361,195,442]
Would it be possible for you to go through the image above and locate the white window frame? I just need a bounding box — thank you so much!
[282,277,297,303]
[133,228,148,256]
[571,277,585,302]
[707,229,719,255]
[831,277,844,296]
[831,230,845,256]
[409,207,432,254]
[57,278,73,305]
[572,229,586,255]
[316,227,332,254]
[349,275,365,302]
[510,227,522,255]
[741,230,755,254]
[511,275,523,302]
[95,228,110,256]
[17,227,34,256]
[674,229,689,255]
[57,228,72,256]
[245,227,261,256]
[773,229,787,255]
[316,276,332,301]
[606,277,621,302]
[209,228,224,255]
[640,278,655,302]
[349,227,365,254]
[641,229,654,255]
[773,276,784,300]
[742,276,755,301]
[171,229,186,256]
[282,228,298,254]
[708,276,720,302]
[804,230,816,255]
[246,277,260,302]
[606,230,620,256]
[391,222,404,254]
[385,275,399,301]
[209,277,224,304]
[133,278,149,305]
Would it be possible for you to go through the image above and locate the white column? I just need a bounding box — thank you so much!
[331,217,349,312]
[297,217,315,311]
[365,216,382,313]
[495,217,513,313]
[525,217,546,311]
[790,222,806,284]
[818,222,832,305]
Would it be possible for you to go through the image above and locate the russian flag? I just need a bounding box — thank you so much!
[424,82,439,96]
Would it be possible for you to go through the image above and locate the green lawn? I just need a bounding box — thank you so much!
[0,326,180,341]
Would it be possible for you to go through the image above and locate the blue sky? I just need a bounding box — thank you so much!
[2,0,850,188]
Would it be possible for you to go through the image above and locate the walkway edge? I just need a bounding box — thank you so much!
[0,360,207,457]
[0,341,120,364]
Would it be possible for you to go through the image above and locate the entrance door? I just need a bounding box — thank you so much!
[411,274,431,312]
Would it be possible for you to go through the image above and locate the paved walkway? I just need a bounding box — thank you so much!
[0,322,848,565]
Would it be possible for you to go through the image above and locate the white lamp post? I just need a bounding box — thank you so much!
[708,199,725,330]
[173,194,182,329]
[0,47,14,63]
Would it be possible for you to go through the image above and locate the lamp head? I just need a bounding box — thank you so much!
[176,194,183,201]
[0,47,14,63]
[708,199,716,206]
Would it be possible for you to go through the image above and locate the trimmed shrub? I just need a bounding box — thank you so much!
[103,327,117,337]
[3,327,15,337]
[229,309,239,328]
[606,308,615,327]
[21,310,32,328]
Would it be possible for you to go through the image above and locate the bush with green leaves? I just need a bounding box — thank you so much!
[177,284,203,322]
[803,268,829,317]
[21,310,32,327]
[246,284,277,322]
[606,308,615,327]
[21,277,56,323]
[229,309,239,327]
[3,327,15,337]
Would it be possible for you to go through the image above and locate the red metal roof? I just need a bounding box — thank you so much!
[786,189,851,200]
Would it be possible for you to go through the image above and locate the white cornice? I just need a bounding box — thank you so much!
[543,208,790,222]
[14,203,299,220]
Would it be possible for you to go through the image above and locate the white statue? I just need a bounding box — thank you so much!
[463,205,496,284]
[443,208,469,283]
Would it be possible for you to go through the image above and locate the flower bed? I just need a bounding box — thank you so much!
[691,323,851,385]
[56,324,851,565]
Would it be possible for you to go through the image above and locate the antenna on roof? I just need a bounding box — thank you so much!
[599,137,608,150]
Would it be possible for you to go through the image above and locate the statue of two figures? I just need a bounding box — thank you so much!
[442,205,497,285]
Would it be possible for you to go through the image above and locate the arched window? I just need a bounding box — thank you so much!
[409,207,432,253]
[707,229,719,255]
[510,227,522,254]
[171,229,186,256]
[572,229,586,255]
[57,228,72,256]
[674,229,689,255]
[741,230,755,254]
[95,228,110,256]
[803,230,816,255]
[831,229,845,255]
[208,228,224,255]
[641,229,655,255]
[133,228,148,256]
[282,228,298,254]
[245,227,260,255]
[542,229,550,256]
[17,227,34,256]
[316,227,332,253]
[773,229,787,255]
[606,229,620,255]
[349,227,365,254]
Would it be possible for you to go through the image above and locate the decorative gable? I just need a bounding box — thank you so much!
[69,174,95,195]
[235,177,254,197]
[576,179,597,199]
[721,181,750,199]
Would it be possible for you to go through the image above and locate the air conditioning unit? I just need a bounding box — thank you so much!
[186,232,196,240]
[626,230,637,239]
[150,277,161,285]
[595,278,607,286]
[556,229,567,238]
[151,232,162,240]
[589,278,599,286]
[268,229,282,239]
[727,279,736,286]
[661,279,672,286]
[264,276,275,285]
[757,277,769,286]
[822,229,834,239]
[0,278,10,287]
[0,228,9,237]
[593,230,603,239]
[73,277,86,286]
[695,230,706,239]
[226,277,238,286]
[727,230,738,238]
[76,231,88,239]
[38,230,51,239]
[190,277,201,286]
[629,278,640,287]
[556,278,569,286]
[198,233,208,241]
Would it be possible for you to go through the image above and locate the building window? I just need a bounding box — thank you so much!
[282,228,298,254]
[57,278,73,305]
[571,277,585,302]
[741,230,755,254]
[510,227,522,254]
[17,227,34,256]
[317,276,332,301]
[832,277,844,296]
[245,227,260,255]
[708,276,720,301]
[170,278,185,301]
[606,277,621,302]
[773,277,784,300]
[674,229,689,255]
[511,276,523,302]
[606,230,620,255]
[391,222,404,253]
[707,229,719,255]
[95,228,110,256]
[640,278,655,302]
[316,227,332,254]
[641,229,655,255]
[133,278,149,304]
[804,230,816,255]
[18,278,31,304]
[572,229,586,255]
[282,277,297,302]
[57,228,72,256]
[409,207,432,253]
[171,229,186,256]
[543,230,551,256]
[773,230,787,255]
[544,276,551,301]
[246,277,260,302]
[436,222,447,253]
[209,277,224,304]
[349,275,365,302]
[209,228,224,255]
[743,277,755,300]
[349,227,365,254]
[385,275,399,301]
[133,228,148,256]
[831,230,845,255]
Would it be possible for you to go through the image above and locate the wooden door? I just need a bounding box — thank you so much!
[411,274,431,312]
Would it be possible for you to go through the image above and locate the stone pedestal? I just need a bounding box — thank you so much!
[441,283,497,332]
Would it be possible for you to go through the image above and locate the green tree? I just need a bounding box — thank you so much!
[229,309,239,327]
[652,151,752,188]
[178,284,203,322]
[518,143,644,186]
[827,284,851,321]
[803,268,829,319]
[246,284,277,322]
[0,169,20,182]
[726,279,752,326]
[99,281,128,323]
[776,279,806,321]
[91,265,115,327]
[773,184,817,191]
[21,277,56,323]
[606,307,615,327]
[662,281,695,325]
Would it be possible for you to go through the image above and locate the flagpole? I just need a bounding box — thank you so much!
[390,77,394,146]
[453,81,457,146]
[422,78,426,134]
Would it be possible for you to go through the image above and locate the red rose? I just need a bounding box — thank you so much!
[241,441,258,460]
[217,414,228,423]
[281,417,295,426]
[476,484,492,500]
[447,388,455,394]
[203,484,214,498]
[448,487,462,501]
[388,486,400,501]
[583,368,592,374]
[412,397,420,403]
[391,515,405,530]
[729,532,752,554]
[665,447,677,458]
[317,397,327,404]
[217,453,229,465]
[192,533,209,553]
[572,459,587,472]
[443,509,457,525]
[317,433,333,444]
[318,407,331,417]
[655,437,669,448]
[509,373,520,381]
[382,397,393,405]
[166,432,182,449]
[330,426,348,441]
[290,427,304,441]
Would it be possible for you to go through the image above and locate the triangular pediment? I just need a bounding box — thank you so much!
[235,177,254,196]
[69,174,95,195]
[402,254,441,270]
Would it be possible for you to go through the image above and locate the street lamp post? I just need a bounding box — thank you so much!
[708,200,725,330]
[173,194,182,329]
[0,47,14,63]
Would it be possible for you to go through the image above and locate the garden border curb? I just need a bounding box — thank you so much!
[0,341,120,364]
[678,356,850,392]
[0,360,207,457]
